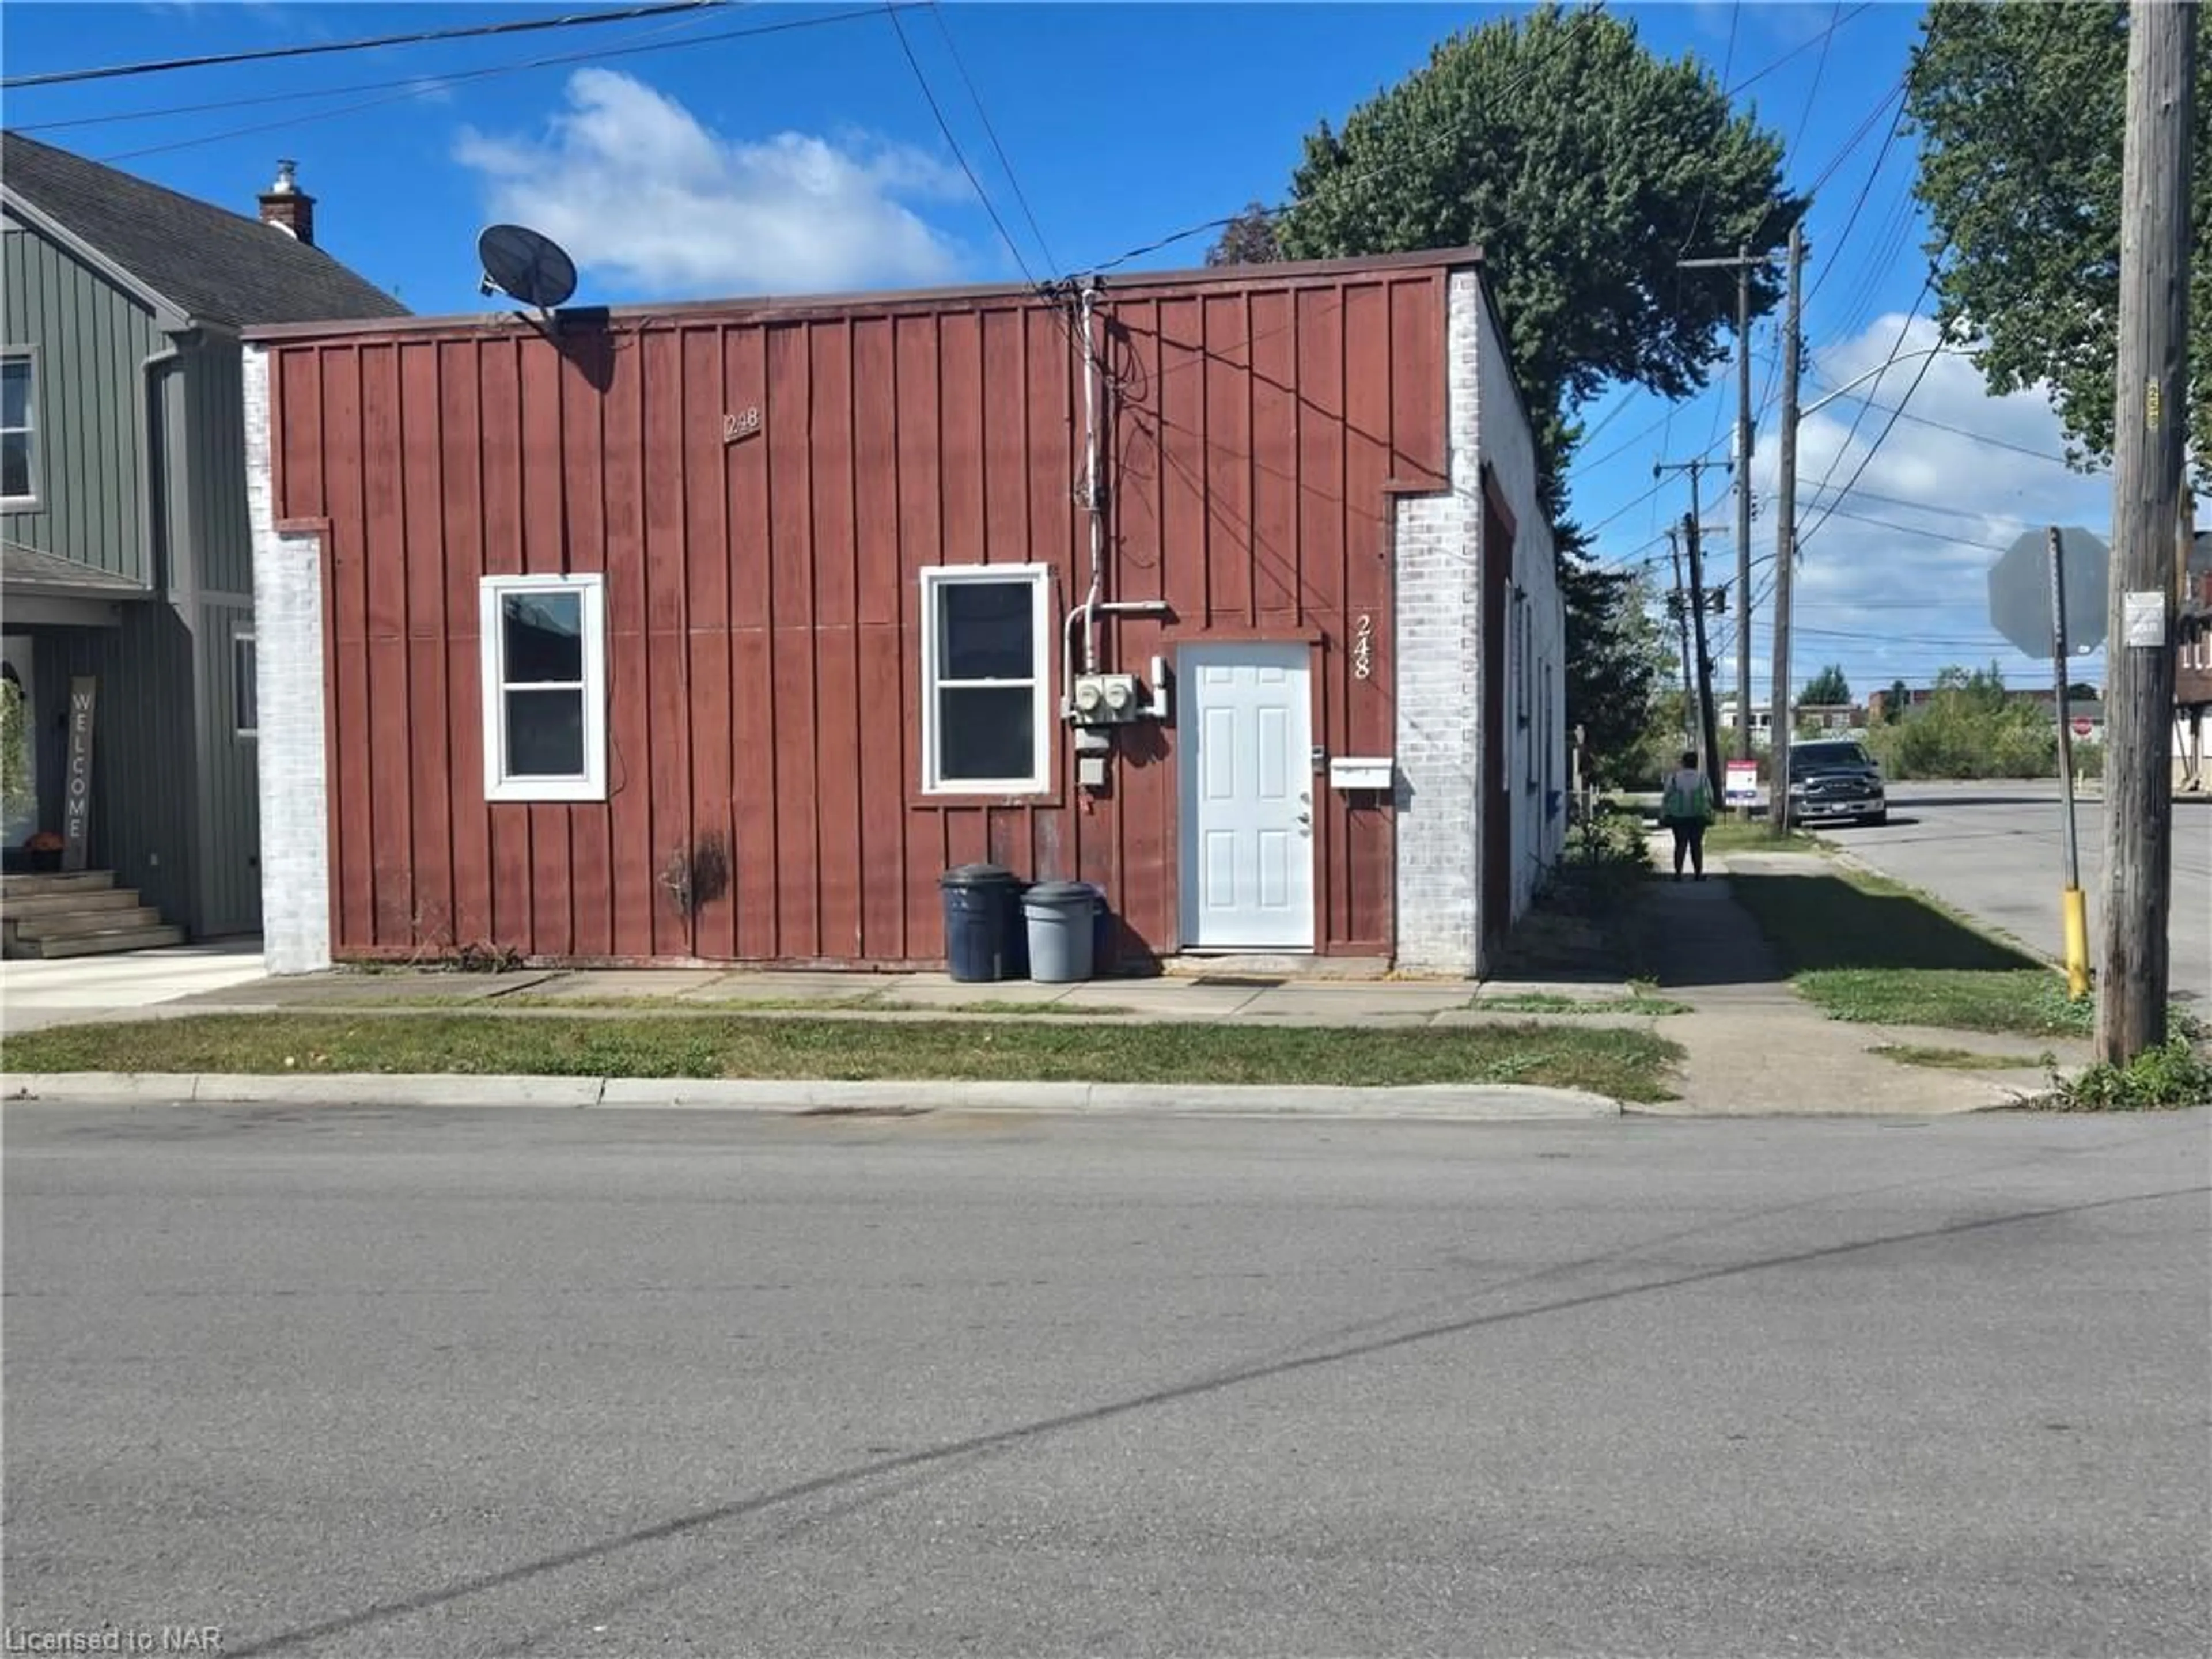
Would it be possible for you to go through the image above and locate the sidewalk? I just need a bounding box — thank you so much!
[0,941,267,1038]
[1636,840,2080,1113]
[1,863,2075,1114]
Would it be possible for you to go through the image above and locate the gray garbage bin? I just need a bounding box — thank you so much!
[1022,880,1096,983]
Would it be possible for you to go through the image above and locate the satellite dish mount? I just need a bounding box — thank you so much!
[477,223,579,324]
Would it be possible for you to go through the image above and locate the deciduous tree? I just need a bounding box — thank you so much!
[1260,3,1801,491]
[1222,4,1799,766]
[1906,0,2211,488]
[1205,203,1282,267]
[1559,560,1671,787]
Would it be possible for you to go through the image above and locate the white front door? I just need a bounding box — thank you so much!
[1178,642,1315,949]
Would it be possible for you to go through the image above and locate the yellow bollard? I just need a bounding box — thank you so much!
[2061,886,2090,1001]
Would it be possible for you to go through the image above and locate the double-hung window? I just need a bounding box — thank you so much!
[921,564,1051,794]
[2,351,36,508]
[479,573,607,801]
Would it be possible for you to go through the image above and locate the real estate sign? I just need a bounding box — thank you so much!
[1725,759,1760,807]
[62,675,94,873]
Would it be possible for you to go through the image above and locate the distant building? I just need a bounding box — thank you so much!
[2,134,403,953]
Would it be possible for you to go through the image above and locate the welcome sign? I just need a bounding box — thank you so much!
[62,676,94,873]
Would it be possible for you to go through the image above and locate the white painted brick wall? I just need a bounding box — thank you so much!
[1477,290,1566,921]
[243,345,332,974]
[1393,270,1484,975]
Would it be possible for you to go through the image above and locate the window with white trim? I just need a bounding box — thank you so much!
[2,351,36,507]
[920,564,1051,794]
[479,574,607,801]
[233,632,257,737]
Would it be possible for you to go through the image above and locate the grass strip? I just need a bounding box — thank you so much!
[1797,968,2093,1039]
[3,1013,1684,1101]
[1872,1043,2054,1072]
[1714,857,2103,1039]
[1472,993,1692,1016]
[1701,821,1824,855]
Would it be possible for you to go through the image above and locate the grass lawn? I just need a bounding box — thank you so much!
[2,1013,1684,1101]
[1797,968,2093,1039]
[1720,859,2097,1038]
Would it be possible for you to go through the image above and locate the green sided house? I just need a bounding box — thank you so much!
[1,133,405,955]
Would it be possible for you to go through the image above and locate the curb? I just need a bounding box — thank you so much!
[2,1072,1623,1122]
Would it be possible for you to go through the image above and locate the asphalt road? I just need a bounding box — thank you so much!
[1819,779,2212,1006]
[6,1101,2209,1658]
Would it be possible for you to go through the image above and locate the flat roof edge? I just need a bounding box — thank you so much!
[241,246,1487,343]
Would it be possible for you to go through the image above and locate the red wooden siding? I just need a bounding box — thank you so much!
[266,265,1451,965]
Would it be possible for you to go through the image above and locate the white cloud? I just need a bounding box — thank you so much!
[455,69,971,298]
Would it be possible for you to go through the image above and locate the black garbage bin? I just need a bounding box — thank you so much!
[938,863,1017,983]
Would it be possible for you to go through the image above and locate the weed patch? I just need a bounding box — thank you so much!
[2035,1037,2212,1111]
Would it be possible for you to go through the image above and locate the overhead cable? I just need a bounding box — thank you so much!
[97,6,904,164]
[881,3,1036,287]
[3,0,722,89]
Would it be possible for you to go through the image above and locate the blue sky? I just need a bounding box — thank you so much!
[3,1,2143,705]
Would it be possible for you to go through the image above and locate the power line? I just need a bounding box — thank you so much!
[881,4,1036,287]
[1798,263,1938,507]
[1802,89,1911,311]
[1786,3,1844,164]
[1674,1,1742,260]
[1796,502,2014,553]
[1798,311,1949,551]
[95,5,908,164]
[3,0,721,89]
[18,2,748,134]
[1724,2,1876,97]
[1800,376,2078,466]
[1069,0,1616,278]
[1794,481,2039,530]
[925,2,1056,275]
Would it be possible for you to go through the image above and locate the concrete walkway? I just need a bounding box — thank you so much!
[0,860,2084,1112]
[1638,843,2081,1113]
[0,941,267,1038]
[111,962,1660,1032]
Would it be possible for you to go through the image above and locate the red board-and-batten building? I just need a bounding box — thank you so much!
[240,247,1565,977]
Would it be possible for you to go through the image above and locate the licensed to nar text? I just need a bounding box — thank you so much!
[5,1630,223,1655]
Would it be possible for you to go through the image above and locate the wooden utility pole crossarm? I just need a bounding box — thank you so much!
[2099,0,2195,1062]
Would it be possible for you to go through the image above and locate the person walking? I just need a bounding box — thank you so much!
[1661,749,1715,882]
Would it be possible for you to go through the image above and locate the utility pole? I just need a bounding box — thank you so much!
[1771,220,1806,836]
[1679,245,1764,781]
[1683,509,1724,804]
[1666,527,1697,752]
[1656,456,1725,801]
[2099,0,2195,1062]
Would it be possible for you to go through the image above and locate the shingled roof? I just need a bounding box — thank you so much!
[1,132,407,328]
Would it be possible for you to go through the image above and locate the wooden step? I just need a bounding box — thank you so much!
[2,870,117,899]
[0,887,143,921]
[16,924,187,959]
[12,906,164,941]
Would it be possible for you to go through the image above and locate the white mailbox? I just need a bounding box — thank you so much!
[1328,756,1394,791]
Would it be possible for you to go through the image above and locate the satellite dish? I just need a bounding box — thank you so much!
[477,224,577,312]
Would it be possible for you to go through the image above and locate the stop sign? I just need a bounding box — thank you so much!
[2073,716,2093,737]
[1989,526,2108,657]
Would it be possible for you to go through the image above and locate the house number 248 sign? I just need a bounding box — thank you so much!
[722,406,762,444]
